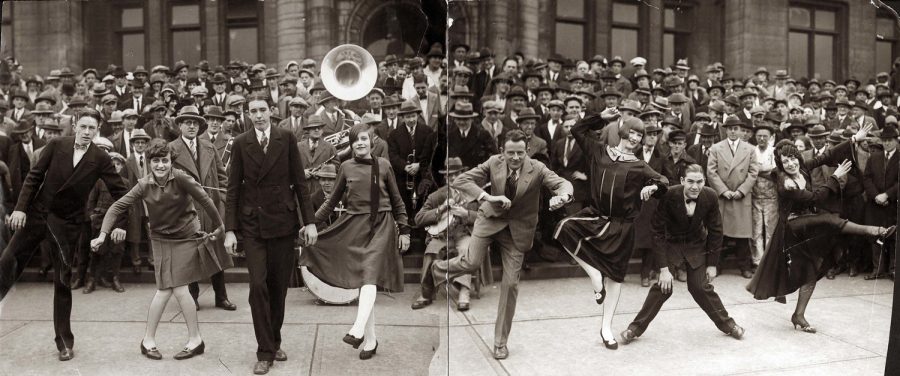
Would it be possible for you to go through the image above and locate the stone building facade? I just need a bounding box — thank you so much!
[449,0,900,82]
[0,0,445,75]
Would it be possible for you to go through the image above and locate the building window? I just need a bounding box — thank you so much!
[663,6,691,68]
[1,1,12,58]
[226,0,260,64]
[118,7,146,69]
[876,13,897,75]
[788,5,839,79]
[555,0,586,60]
[170,2,203,65]
[611,1,640,60]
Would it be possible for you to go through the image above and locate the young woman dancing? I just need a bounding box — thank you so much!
[554,111,668,350]
[748,124,895,333]
[91,139,227,360]
[300,124,410,359]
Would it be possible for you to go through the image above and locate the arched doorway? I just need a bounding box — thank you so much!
[347,0,447,61]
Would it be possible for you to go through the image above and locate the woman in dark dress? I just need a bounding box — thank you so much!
[554,112,668,349]
[91,139,227,360]
[300,124,411,360]
[748,126,894,333]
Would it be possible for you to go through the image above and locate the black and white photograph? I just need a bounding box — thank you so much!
[0,0,899,375]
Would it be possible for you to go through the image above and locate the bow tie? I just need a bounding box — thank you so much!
[74,143,89,151]
[685,198,696,204]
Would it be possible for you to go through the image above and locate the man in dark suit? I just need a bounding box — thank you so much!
[6,121,46,212]
[0,110,128,361]
[224,96,318,375]
[198,106,231,160]
[388,101,436,225]
[536,99,566,157]
[549,115,587,215]
[432,130,573,360]
[117,85,153,113]
[863,125,899,280]
[621,164,745,344]
[169,106,235,311]
[447,102,497,173]
[686,123,718,179]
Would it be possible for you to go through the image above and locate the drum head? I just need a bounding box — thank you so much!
[300,266,359,304]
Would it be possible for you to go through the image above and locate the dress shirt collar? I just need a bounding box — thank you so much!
[255,126,271,142]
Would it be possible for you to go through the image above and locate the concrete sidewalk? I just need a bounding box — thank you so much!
[0,272,893,375]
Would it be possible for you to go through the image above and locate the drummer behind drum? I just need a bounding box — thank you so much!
[412,157,483,311]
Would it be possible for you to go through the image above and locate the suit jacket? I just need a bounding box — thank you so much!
[454,155,572,253]
[706,139,759,237]
[169,137,227,213]
[298,138,338,201]
[276,116,306,140]
[15,137,128,220]
[686,144,710,177]
[117,94,154,112]
[225,126,315,238]
[378,117,402,140]
[641,146,676,183]
[209,92,229,109]
[863,148,899,225]
[388,121,435,191]
[199,131,231,160]
[550,137,588,204]
[421,92,442,131]
[7,137,46,211]
[111,85,131,101]
[651,185,723,269]
[447,126,497,173]
[536,119,565,154]
[828,115,855,131]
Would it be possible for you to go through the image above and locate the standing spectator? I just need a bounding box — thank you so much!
[751,122,779,270]
[707,116,759,278]
[863,125,899,280]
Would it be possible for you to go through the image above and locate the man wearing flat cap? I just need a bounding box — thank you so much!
[297,114,338,203]
[277,96,308,140]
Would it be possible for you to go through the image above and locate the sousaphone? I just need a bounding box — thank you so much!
[320,44,378,150]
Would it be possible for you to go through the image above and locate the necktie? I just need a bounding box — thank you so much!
[139,155,144,172]
[564,139,572,167]
[189,139,197,160]
[505,171,518,200]
[260,135,268,153]
[210,134,216,144]
[136,98,141,111]
[311,141,317,155]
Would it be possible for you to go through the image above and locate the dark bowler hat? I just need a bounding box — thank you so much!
[879,125,899,139]
[599,86,622,99]
[785,119,806,134]
[10,119,35,134]
[382,94,402,108]
[305,114,326,129]
[698,123,719,136]
[506,86,528,100]
[439,157,466,175]
[826,130,845,144]
[723,116,750,130]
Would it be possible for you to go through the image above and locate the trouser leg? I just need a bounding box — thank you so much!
[492,229,523,348]
[685,263,735,333]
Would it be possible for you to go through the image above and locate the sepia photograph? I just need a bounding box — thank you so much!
[0,0,898,375]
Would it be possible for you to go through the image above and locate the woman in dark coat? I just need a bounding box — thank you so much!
[300,124,411,360]
[554,112,668,350]
[91,139,226,360]
[747,126,894,334]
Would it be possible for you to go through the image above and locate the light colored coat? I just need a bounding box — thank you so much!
[706,138,759,238]
[454,155,573,252]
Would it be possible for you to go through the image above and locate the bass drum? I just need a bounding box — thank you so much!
[300,265,359,304]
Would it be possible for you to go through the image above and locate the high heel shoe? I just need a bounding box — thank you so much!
[359,341,378,360]
[594,286,606,305]
[140,341,162,360]
[343,333,364,349]
[876,225,896,245]
[599,331,618,350]
[790,314,817,334]
[173,341,205,360]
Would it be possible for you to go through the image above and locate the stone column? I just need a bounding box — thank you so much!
[307,0,336,61]
[146,0,164,65]
[203,1,221,66]
[487,0,510,57]
[277,0,308,69]
[13,1,83,74]
[723,0,788,78]
[847,0,876,81]
[263,0,279,66]
[645,0,665,68]
[518,0,539,59]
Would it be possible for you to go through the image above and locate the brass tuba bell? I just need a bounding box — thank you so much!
[320,44,378,102]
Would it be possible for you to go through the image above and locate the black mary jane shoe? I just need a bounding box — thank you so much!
[599,331,618,350]
[174,341,205,360]
[140,341,163,360]
[343,333,364,349]
[593,286,606,305]
[359,341,378,360]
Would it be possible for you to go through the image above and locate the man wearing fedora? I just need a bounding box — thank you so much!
[863,125,899,280]
[110,67,130,101]
[200,106,231,160]
[707,116,759,278]
[412,73,442,131]
[0,109,129,361]
[388,100,436,219]
[297,114,337,200]
[536,99,566,153]
[318,92,350,137]
[412,157,485,312]
[6,119,46,211]
[448,102,497,174]
[209,73,230,109]
[377,94,403,140]
[168,106,236,311]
